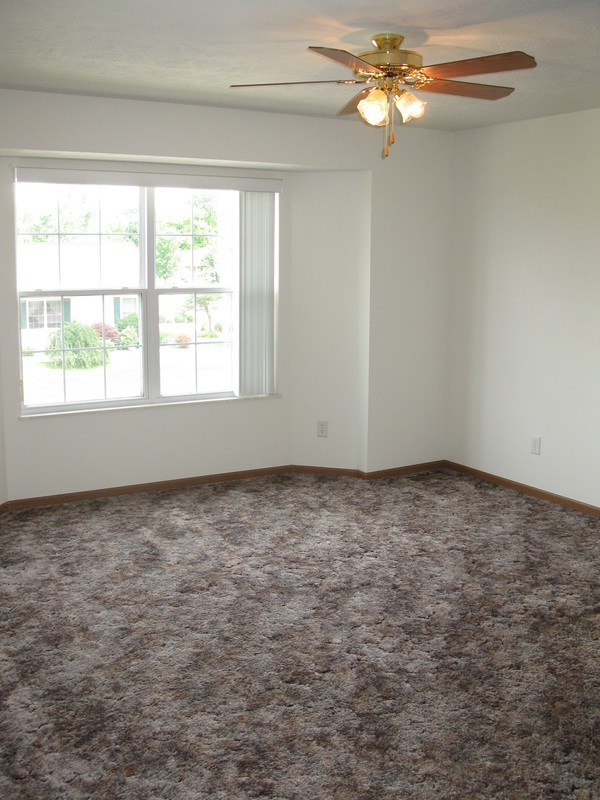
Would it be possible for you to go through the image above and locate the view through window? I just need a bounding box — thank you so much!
[15,169,278,412]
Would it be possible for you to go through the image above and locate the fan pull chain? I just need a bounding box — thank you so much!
[383,117,390,158]
[383,93,390,158]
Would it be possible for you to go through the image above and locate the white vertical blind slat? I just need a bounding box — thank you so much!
[239,192,275,396]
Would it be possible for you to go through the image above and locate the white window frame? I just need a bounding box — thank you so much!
[15,164,280,414]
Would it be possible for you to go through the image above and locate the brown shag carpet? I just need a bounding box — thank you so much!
[1,471,599,799]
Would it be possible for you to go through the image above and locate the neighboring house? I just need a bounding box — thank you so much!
[20,295,138,351]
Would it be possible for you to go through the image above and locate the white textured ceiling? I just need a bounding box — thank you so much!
[1,0,599,132]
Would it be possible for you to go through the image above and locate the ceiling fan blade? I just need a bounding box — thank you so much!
[231,79,366,88]
[423,51,536,80]
[309,46,385,76]
[336,86,373,116]
[419,79,514,100]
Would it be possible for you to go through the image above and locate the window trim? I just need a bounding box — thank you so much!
[15,163,280,415]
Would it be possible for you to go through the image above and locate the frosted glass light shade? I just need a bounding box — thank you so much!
[357,89,389,127]
[395,91,426,123]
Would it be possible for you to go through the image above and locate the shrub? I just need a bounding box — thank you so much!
[46,322,106,369]
[159,331,175,343]
[116,313,139,333]
[22,346,35,357]
[118,325,139,348]
[175,333,191,348]
[91,322,120,344]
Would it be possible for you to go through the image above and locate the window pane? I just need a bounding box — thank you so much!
[60,235,101,288]
[158,293,194,395]
[65,358,106,404]
[100,235,139,288]
[21,296,109,407]
[156,235,191,287]
[99,186,139,233]
[159,344,196,396]
[46,300,62,328]
[194,293,232,341]
[16,183,58,235]
[155,188,190,234]
[27,300,45,329]
[121,297,137,316]
[155,188,239,289]
[158,292,233,396]
[106,347,143,400]
[16,183,142,293]
[195,293,233,394]
[106,294,142,400]
[21,296,63,350]
[193,191,239,287]
[196,341,233,394]
[16,235,60,291]
[100,186,140,288]
[114,294,140,338]
[58,186,99,235]
[15,182,59,290]
[20,293,144,408]
[21,354,65,406]
[193,235,218,285]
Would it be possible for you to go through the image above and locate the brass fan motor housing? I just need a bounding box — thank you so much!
[355,33,425,81]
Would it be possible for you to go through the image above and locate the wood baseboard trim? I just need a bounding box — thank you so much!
[363,461,448,480]
[0,466,289,513]
[2,460,598,518]
[0,461,441,513]
[443,461,600,519]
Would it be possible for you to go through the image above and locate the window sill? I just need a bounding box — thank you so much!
[19,392,282,420]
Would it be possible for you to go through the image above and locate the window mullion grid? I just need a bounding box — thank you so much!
[193,293,199,395]
[101,294,108,402]
[97,190,103,288]
[16,174,275,412]
[53,187,68,403]
[145,188,160,402]
[55,185,63,294]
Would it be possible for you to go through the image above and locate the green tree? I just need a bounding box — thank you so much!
[181,294,219,334]
[18,213,54,243]
[46,322,107,369]
[106,218,138,246]
[156,236,182,280]
[155,193,219,283]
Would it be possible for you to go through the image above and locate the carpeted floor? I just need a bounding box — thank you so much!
[1,471,599,799]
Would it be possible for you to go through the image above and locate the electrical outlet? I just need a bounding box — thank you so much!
[317,420,328,438]
[531,436,541,455]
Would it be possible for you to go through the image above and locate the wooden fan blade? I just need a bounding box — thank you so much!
[336,86,373,116]
[423,51,536,80]
[309,46,385,76]
[419,79,514,100]
[230,79,366,88]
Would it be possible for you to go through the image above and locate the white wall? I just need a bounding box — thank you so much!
[0,345,6,506]
[0,88,452,501]
[449,109,600,507]
[366,131,455,471]
[288,170,371,471]
[0,168,12,506]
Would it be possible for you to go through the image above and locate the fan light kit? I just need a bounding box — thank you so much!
[232,33,536,159]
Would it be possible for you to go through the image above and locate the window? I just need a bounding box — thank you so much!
[21,298,66,329]
[15,167,279,412]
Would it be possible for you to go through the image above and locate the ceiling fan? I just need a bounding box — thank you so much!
[231,33,537,157]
